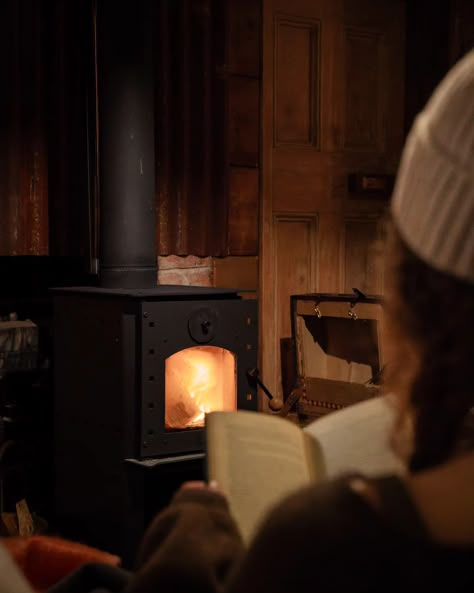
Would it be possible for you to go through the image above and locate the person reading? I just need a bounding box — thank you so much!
[126,50,474,593]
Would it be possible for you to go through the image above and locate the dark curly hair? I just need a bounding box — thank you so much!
[382,219,474,473]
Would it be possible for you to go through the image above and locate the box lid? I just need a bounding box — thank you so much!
[290,292,383,413]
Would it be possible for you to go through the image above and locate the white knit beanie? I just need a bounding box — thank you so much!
[391,49,474,284]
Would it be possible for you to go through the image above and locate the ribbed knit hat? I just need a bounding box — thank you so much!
[391,49,474,284]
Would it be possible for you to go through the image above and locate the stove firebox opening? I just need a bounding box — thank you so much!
[165,346,236,430]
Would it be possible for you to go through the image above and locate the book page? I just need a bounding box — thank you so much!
[303,396,405,478]
[206,410,324,544]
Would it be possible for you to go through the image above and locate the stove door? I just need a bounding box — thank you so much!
[139,298,258,458]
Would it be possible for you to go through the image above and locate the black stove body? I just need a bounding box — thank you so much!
[53,285,257,560]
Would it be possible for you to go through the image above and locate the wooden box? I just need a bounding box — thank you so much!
[290,292,383,421]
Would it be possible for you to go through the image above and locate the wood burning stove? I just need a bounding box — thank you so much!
[53,285,257,560]
[54,285,257,459]
[50,1,261,561]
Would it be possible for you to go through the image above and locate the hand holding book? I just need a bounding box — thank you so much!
[204,398,402,544]
[205,410,325,544]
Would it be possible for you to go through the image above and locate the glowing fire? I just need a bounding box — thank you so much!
[165,346,236,430]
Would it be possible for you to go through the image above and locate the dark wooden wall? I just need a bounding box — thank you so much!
[47,1,93,259]
[405,0,474,133]
[226,0,261,256]
[0,0,261,260]
[0,0,49,255]
[154,0,261,257]
[1,0,471,260]
[0,0,97,259]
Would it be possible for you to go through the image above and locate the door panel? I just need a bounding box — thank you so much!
[260,0,405,408]
[274,15,320,146]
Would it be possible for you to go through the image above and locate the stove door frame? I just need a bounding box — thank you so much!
[139,298,258,458]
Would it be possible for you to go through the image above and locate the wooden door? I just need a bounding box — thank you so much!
[260,0,405,408]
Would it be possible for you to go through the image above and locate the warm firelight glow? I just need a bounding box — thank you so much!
[165,346,236,430]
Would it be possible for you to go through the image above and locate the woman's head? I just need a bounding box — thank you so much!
[383,50,474,472]
[383,222,474,472]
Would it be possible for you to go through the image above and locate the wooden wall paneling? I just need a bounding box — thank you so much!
[228,167,259,255]
[261,0,337,410]
[342,216,382,296]
[320,2,345,154]
[0,0,261,261]
[155,0,229,257]
[209,0,230,256]
[228,0,261,77]
[0,0,18,254]
[226,0,261,260]
[156,0,262,257]
[379,3,405,170]
[26,0,48,255]
[187,0,213,255]
[344,28,381,152]
[343,0,405,167]
[272,149,334,212]
[229,78,260,167]
[155,0,172,255]
[274,14,320,146]
[260,0,276,410]
[213,256,258,291]
[270,213,318,405]
[339,0,405,297]
[316,212,344,292]
[174,0,190,255]
[0,0,49,255]
[261,0,405,410]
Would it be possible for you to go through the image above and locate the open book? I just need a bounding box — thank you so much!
[205,397,403,544]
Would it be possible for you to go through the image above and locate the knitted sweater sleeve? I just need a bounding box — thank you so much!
[126,478,383,593]
[122,476,474,593]
[125,487,244,593]
[225,479,382,593]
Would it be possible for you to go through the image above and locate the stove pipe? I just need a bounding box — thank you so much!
[96,0,157,288]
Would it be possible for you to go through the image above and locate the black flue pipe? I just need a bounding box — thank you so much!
[96,0,157,288]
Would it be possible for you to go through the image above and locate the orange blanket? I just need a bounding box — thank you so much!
[3,535,120,592]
